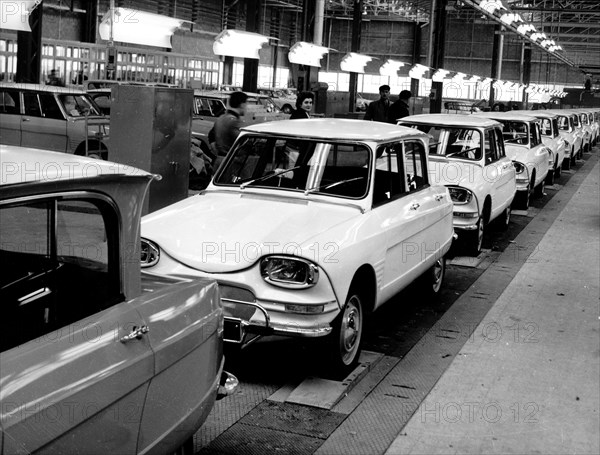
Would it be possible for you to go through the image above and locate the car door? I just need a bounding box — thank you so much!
[20,91,68,152]
[0,194,153,454]
[374,140,448,303]
[0,88,22,145]
[485,127,515,216]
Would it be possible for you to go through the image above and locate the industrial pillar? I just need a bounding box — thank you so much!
[16,0,43,83]
[410,20,423,97]
[242,0,262,92]
[521,43,532,108]
[429,0,447,114]
[489,23,504,107]
[348,0,363,113]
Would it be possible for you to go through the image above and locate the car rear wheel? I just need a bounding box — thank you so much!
[496,205,511,230]
[554,158,562,178]
[464,216,485,257]
[422,256,446,297]
[172,436,194,455]
[545,165,555,185]
[325,288,364,376]
[282,105,293,114]
[534,179,545,198]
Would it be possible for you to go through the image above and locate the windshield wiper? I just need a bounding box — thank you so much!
[239,166,301,189]
[304,177,365,195]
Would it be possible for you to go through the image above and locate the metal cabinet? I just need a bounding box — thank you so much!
[110,85,193,213]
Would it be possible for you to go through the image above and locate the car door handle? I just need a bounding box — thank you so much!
[18,287,51,306]
[410,202,420,210]
[120,325,149,343]
[434,194,444,201]
[22,117,31,122]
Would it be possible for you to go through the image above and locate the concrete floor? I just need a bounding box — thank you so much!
[385,155,600,454]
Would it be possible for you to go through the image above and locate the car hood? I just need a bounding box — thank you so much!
[503,143,528,160]
[141,190,361,272]
[428,156,478,187]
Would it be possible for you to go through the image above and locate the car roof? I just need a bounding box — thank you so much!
[520,110,558,119]
[545,109,576,117]
[474,111,539,122]
[241,118,428,141]
[399,113,501,128]
[0,82,86,94]
[0,145,150,186]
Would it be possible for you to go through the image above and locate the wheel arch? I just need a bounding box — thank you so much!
[348,264,377,314]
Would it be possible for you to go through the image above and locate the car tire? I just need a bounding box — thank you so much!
[555,159,562,178]
[534,179,545,198]
[421,255,446,298]
[545,166,555,186]
[325,287,364,377]
[282,105,292,114]
[563,156,571,170]
[496,205,511,230]
[512,188,530,210]
[464,216,485,257]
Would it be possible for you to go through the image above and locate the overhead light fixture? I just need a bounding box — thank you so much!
[432,69,450,82]
[288,41,330,67]
[213,29,269,59]
[99,7,186,48]
[340,52,374,73]
[479,0,506,14]
[500,13,522,26]
[408,64,429,79]
[452,72,467,82]
[379,59,406,77]
[0,0,41,32]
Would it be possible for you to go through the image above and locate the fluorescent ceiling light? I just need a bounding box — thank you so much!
[340,52,374,73]
[379,59,406,77]
[432,69,450,82]
[0,0,40,32]
[213,29,269,59]
[288,41,329,67]
[99,8,186,48]
[479,0,506,14]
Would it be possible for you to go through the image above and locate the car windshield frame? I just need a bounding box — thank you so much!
[58,94,102,117]
[213,134,372,200]
[499,120,530,146]
[402,123,484,162]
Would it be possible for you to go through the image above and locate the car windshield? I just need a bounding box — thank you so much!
[404,124,482,161]
[557,116,570,131]
[214,136,371,198]
[58,94,102,117]
[500,121,529,145]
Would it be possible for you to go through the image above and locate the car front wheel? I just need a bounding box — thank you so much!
[325,289,364,376]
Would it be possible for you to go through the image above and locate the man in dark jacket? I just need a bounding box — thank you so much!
[364,84,391,123]
[211,91,248,169]
[388,90,412,123]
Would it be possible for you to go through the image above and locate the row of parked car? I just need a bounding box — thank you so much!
[1,81,598,453]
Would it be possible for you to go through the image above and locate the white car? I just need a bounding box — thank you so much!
[575,108,598,147]
[571,109,593,154]
[141,119,454,373]
[399,114,517,256]
[476,112,551,208]
[523,110,567,183]
[545,109,582,170]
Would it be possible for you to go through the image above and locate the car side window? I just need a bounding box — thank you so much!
[484,129,498,164]
[39,93,64,120]
[0,89,20,114]
[530,122,541,146]
[0,196,121,352]
[403,140,428,192]
[373,142,404,206]
[540,119,551,136]
[494,128,506,158]
[23,92,42,117]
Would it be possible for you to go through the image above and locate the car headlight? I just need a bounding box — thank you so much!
[512,160,529,183]
[260,256,319,289]
[447,186,473,204]
[141,238,160,267]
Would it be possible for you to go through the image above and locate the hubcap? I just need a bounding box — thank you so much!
[340,296,362,365]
